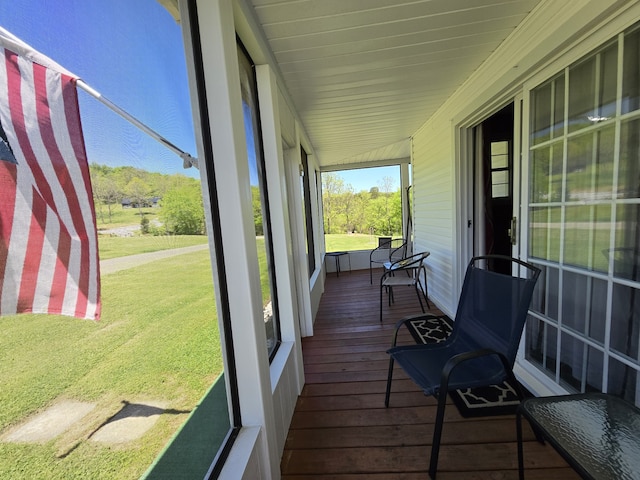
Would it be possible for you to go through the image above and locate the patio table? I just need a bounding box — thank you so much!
[517,393,640,479]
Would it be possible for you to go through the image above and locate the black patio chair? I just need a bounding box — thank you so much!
[379,251,430,323]
[369,237,408,284]
[385,255,540,479]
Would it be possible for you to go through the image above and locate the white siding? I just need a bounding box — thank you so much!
[412,121,456,317]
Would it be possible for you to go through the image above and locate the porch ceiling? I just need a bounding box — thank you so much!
[248,0,542,169]
[163,0,543,168]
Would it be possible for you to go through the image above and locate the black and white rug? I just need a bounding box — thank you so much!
[405,315,522,417]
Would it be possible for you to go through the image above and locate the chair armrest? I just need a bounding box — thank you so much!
[438,348,511,395]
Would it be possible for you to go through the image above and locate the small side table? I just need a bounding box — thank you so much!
[326,251,351,277]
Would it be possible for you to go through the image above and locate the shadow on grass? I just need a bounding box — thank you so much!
[142,375,230,479]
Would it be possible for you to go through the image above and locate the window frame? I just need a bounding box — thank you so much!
[182,1,242,477]
[237,39,282,362]
[523,22,640,405]
[300,146,316,276]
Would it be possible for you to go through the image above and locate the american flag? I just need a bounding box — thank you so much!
[0,28,100,320]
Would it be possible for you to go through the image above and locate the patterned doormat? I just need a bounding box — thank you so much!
[404,315,522,417]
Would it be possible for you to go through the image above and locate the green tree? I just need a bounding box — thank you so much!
[322,172,344,234]
[126,177,152,216]
[160,185,205,235]
[91,171,121,223]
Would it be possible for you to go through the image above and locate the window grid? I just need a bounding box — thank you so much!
[526,26,640,405]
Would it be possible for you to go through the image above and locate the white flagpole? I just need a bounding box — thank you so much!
[76,79,198,169]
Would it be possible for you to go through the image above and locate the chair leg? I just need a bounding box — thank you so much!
[419,266,430,309]
[504,367,544,443]
[429,387,449,479]
[385,357,394,407]
[517,410,525,480]
[414,283,425,313]
[379,283,383,323]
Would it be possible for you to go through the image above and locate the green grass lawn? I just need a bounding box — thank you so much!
[95,205,158,230]
[98,235,208,260]
[0,250,221,480]
[324,233,394,252]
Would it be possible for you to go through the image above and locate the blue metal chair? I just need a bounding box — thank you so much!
[385,255,540,479]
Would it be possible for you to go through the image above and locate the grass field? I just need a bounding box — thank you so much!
[0,249,221,479]
[98,235,208,260]
[324,233,395,252]
[95,205,158,230]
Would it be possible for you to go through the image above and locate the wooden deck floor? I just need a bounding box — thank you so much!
[281,268,578,479]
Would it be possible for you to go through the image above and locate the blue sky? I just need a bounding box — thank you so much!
[0,0,197,178]
[331,165,400,193]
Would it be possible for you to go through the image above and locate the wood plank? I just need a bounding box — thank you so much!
[281,269,574,478]
[285,418,539,449]
[301,379,418,396]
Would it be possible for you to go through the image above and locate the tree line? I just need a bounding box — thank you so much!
[89,163,205,235]
[322,172,402,236]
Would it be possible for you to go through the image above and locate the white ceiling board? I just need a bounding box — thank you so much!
[245,0,543,167]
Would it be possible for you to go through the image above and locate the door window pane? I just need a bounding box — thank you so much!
[613,204,640,281]
[559,334,603,392]
[567,42,617,132]
[525,317,558,379]
[529,263,560,322]
[568,56,597,132]
[530,141,563,203]
[623,28,640,114]
[617,118,640,199]
[561,271,607,343]
[529,206,561,263]
[563,204,611,272]
[608,357,639,405]
[565,125,615,201]
[610,283,640,360]
[531,74,565,144]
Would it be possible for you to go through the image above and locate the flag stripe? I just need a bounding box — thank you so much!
[61,76,100,319]
[18,186,47,312]
[0,162,17,310]
[0,45,100,320]
[34,62,88,316]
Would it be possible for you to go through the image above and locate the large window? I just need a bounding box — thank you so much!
[237,43,281,359]
[300,147,316,276]
[322,165,403,252]
[526,23,640,406]
[0,1,238,478]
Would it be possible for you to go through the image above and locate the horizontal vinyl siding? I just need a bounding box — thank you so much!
[412,121,456,317]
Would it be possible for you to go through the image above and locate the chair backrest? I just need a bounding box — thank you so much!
[389,240,409,263]
[370,237,405,262]
[452,255,540,366]
[389,251,430,273]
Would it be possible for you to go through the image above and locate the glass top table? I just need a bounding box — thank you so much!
[517,393,640,480]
